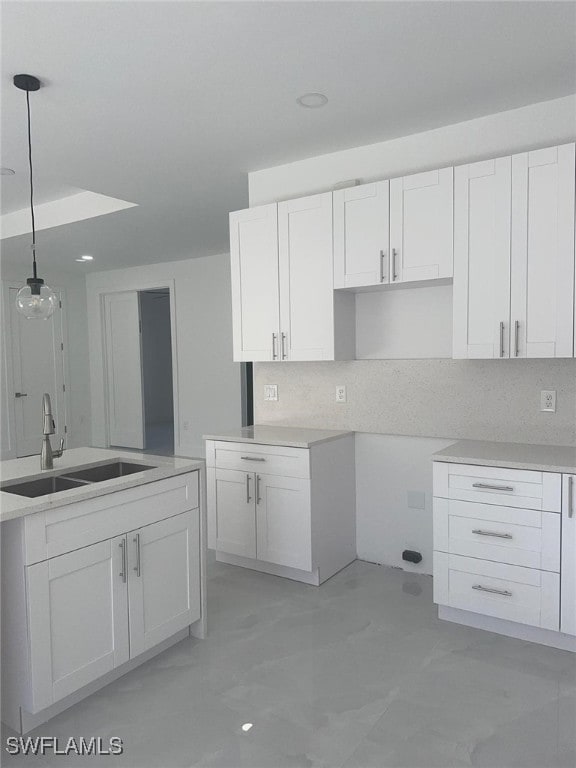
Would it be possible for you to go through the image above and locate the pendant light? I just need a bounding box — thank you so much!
[14,74,57,320]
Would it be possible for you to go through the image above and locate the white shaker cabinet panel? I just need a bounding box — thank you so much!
[453,157,512,359]
[213,468,257,559]
[390,168,453,284]
[278,193,336,361]
[561,475,576,636]
[26,537,129,711]
[230,204,280,362]
[255,473,312,571]
[333,182,390,288]
[128,510,200,657]
[510,144,575,358]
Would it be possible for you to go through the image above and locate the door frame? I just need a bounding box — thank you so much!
[2,282,70,459]
[98,279,180,452]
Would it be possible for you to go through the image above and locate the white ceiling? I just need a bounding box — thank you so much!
[1,1,575,274]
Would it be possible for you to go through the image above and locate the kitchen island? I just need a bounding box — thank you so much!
[1,448,206,734]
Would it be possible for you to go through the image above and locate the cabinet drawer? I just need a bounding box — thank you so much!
[433,498,560,571]
[434,552,559,630]
[212,441,310,479]
[23,472,199,564]
[433,462,561,512]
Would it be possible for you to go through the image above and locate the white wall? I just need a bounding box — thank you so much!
[249,94,576,571]
[86,253,242,458]
[0,267,92,458]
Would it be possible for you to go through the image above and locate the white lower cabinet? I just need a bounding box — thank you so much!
[433,461,575,649]
[1,470,204,733]
[561,475,576,636]
[27,537,129,712]
[206,437,355,585]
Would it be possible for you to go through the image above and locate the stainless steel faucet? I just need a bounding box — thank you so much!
[41,393,64,470]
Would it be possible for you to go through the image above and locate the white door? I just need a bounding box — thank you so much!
[278,192,335,361]
[26,537,129,711]
[104,292,145,449]
[333,182,390,288]
[561,475,576,636]
[9,287,66,457]
[390,168,453,283]
[453,157,512,359]
[510,144,575,358]
[213,468,256,558]
[128,510,200,657]
[255,473,311,571]
[230,204,280,362]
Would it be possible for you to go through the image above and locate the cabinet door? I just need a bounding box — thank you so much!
[561,475,576,636]
[333,182,390,288]
[278,193,335,361]
[255,473,311,571]
[453,157,512,359]
[510,144,575,358]
[128,510,200,657]
[26,537,129,711]
[390,168,453,284]
[213,468,256,558]
[230,204,280,362]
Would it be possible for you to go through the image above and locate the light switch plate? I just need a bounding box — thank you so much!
[264,384,278,402]
[540,390,556,412]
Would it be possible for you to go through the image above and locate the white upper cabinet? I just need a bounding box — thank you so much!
[453,157,512,359]
[390,168,454,283]
[278,192,339,361]
[333,182,390,288]
[230,204,280,362]
[510,144,575,358]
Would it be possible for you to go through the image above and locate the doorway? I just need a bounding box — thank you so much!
[103,288,174,455]
[7,286,68,457]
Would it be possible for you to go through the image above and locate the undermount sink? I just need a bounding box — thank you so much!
[1,475,86,498]
[63,461,156,483]
[1,461,157,498]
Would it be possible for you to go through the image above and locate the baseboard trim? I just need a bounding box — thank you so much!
[438,605,576,652]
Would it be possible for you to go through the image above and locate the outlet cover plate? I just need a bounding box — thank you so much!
[540,390,556,413]
[264,385,278,402]
[336,385,347,403]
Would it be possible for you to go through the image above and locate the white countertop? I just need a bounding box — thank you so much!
[0,447,204,523]
[203,425,354,448]
[432,439,576,474]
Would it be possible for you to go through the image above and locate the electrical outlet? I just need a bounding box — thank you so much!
[335,385,347,403]
[264,385,278,402]
[540,390,556,413]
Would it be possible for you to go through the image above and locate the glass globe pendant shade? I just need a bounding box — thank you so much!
[16,277,57,320]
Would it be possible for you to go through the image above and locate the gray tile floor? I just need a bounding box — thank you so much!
[3,559,575,768]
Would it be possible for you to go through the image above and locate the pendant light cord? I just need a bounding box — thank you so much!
[26,89,37,279]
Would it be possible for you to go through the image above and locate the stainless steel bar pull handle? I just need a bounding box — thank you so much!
[472,529,513,540]
[119,539,127,582]
[379,250,386,283]
[391,248,398,281]
[514,320,520,357]
[499,321,505,357]
[472,584,512,597]
[256,475,262,504]
[281,332,287,360]
[133,533,141,577]
[246,474,252,503]
[472,483,514,492]
[241,456,266,462]
[272,333,278,360]
[569,476,574,519]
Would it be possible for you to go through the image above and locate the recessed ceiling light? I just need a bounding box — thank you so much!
[75,255,94,262]
[1,167,15,175]
[296,92,328,109]
[241,723,253,732]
